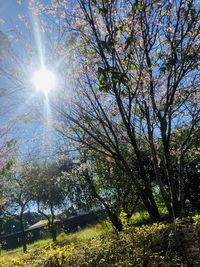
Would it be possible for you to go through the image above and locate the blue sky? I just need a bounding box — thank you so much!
[0,0,61,162]
[0,0,28,28]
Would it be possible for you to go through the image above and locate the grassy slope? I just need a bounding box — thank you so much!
[0,212,149,267]
[0,221,112,267]
[2,211,198,267]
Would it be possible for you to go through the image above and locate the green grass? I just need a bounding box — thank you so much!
[0,211,169,267]
[1,238,52,257]
[0,221,112,267]
[1,214,198,267]
[57,221,112,244]
[130,207,169,226]
[130,210,150,225]
[0,220,173,267]
[0,211,159,263]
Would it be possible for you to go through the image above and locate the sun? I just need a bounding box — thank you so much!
[32,67,56,95]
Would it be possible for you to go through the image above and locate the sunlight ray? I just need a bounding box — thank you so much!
[30,11,45,66]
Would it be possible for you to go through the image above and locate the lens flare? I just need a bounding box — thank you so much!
[32,67,56,95]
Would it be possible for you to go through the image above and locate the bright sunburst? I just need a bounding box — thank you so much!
[32,67,56,95]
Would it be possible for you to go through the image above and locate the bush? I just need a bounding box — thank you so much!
[6,217,200,267]
[37,223,167,267]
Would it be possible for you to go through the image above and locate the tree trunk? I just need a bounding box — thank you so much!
[48,221,56,242]
[37,202,57,242]
[126,195,140,219]
[19,211,27,253]
[50,223,57,242]
[49,205,57,242]
[123,163,161,222]
[140,188,161,222]
[84,169,123,231]
[104,205,123,231]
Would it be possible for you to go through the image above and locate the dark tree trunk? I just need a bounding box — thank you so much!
[125,195,140,220]
[83,168,123,231]
[49,205,57,242]
[49,223,57,242]
[103,203,123,231]
[19,211,27,253]
[124,164,161,222]
[140,189,161,222]
[119,146,162,222]
[37,202,57,242]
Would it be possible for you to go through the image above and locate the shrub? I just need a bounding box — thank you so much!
[39,223,167,267]
[6,218,200,267]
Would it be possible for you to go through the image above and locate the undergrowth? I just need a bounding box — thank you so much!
[1,215,200,266]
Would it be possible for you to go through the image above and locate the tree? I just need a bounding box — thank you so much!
[178,127,200,211]
[4,164,31,253]
[25,162,68,242]
[0,29,21,226]
[79,150,140,230]
[0,0,198,226]
[50,0,200,221]
[0,137,16,238]
[64,163,99,214]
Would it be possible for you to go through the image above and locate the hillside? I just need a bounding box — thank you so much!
[1,215,200,267]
